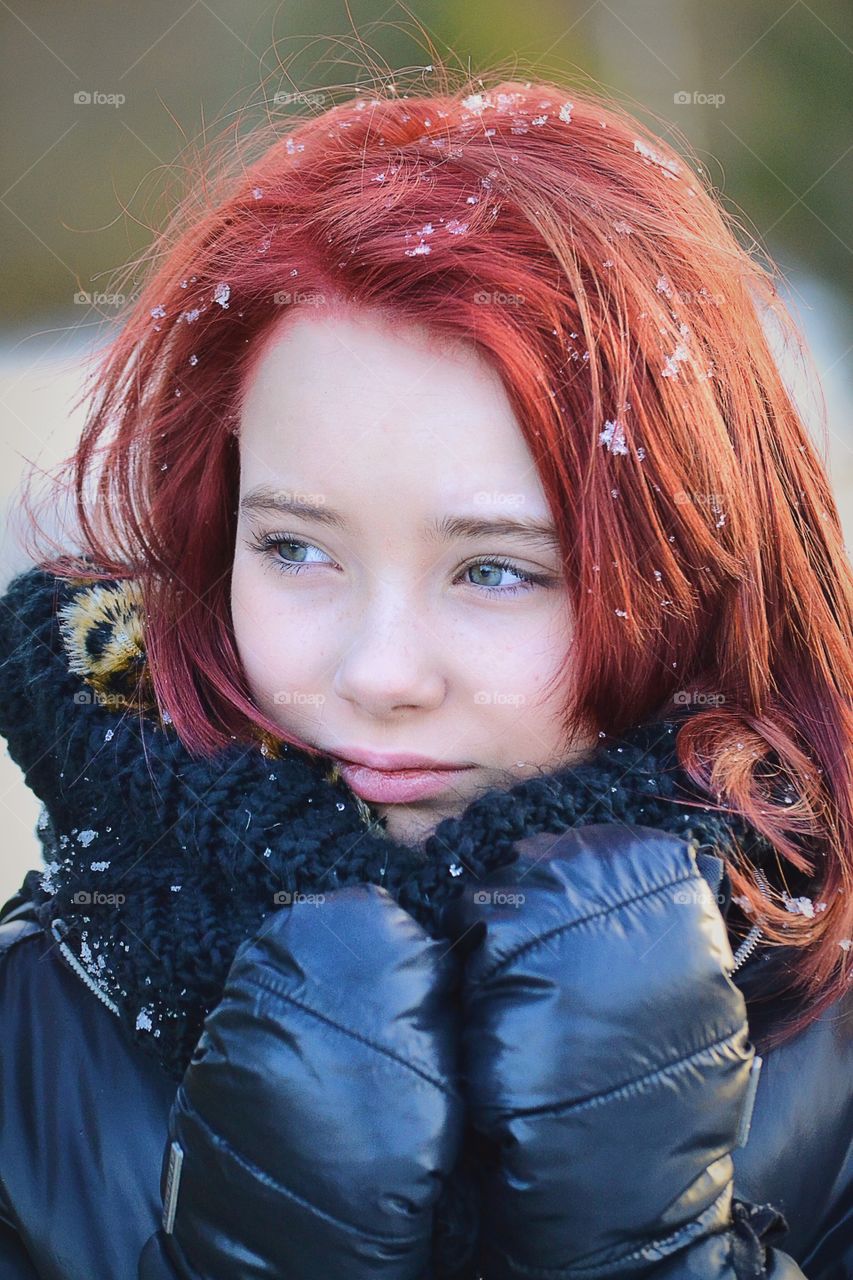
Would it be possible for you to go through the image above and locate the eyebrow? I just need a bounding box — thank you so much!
[239,487,561,550]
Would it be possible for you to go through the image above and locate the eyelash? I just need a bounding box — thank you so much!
[247,531,553,597]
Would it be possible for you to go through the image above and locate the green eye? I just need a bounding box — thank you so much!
[248,533,554,597]
[462,558,541,596]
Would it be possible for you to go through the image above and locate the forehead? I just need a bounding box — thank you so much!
[241,302,498,421]
[236,305,548,512]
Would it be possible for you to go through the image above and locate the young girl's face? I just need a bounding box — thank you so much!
[231,303,594,846]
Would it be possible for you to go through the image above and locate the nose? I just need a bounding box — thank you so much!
[331,591,447,717]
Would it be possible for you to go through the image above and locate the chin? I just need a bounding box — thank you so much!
[379,797,467,848]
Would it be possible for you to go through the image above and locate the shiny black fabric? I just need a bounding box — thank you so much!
[1,825,850,1278]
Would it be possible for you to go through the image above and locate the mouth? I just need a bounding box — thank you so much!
[332,759,476,804]
[327,745,473,772]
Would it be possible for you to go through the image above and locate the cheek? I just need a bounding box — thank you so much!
[230,567,328,706]
[471,610,573,742]
[467,607,571,692]
[478,663,574,771]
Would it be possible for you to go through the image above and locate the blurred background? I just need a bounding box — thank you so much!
[1,0,851,901]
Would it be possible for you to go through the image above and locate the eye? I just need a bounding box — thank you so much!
[247,533,554,598]
[459,556,550,597]
[248,532,335,574]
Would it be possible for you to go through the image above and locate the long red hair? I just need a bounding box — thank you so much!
[17,65,853,1049]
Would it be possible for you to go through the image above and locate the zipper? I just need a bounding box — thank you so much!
[50,917,121,1017]
[728,868,772,976]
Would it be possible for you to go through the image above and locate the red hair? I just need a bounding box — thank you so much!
[17,64,853,1049]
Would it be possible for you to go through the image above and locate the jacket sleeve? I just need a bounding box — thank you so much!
[0,1217,40,1278]
[439,822,812,1279]
[137,881,465,1280]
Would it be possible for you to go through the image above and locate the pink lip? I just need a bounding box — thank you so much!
[335,761,475,804]
[329,746,472,772]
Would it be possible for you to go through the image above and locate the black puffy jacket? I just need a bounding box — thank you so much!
[0,821,850,1278]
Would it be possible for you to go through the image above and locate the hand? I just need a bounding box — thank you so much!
[439,821,779,1278]
[139,883,465,1280]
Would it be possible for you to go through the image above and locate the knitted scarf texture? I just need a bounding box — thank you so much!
[0,562,809,1276]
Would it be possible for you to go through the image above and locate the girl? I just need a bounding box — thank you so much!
[0,65,850,1279]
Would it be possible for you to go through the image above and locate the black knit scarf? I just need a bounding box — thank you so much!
[29,706,761,1057]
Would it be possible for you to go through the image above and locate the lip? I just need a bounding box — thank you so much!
[328,746,472,772]
[334,760,475,804]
